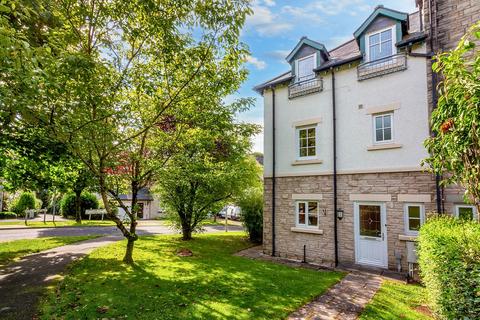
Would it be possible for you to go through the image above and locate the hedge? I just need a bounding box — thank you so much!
[0,212,17,219]
[237,188,263,243]
[10,192,37,217]
[418,217,480,319]
[60,192,99,219]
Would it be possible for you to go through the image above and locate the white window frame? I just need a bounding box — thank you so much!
[295,201,320,228]
[403,203,425,235]
[296,124,319,160]
[372,112,394,144]
[295,53,317,83]
[365,25,396,62]
[454,205,478,221]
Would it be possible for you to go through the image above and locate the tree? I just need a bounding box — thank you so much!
[155,99,260,240]
[236,185,263,243]
[2,0,252,263]
[424,22,480,218]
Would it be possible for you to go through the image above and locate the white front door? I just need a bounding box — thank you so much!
[354,202,388,268]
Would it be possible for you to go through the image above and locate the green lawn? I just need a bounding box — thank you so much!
[359,280,433,320]
[0,220,116,228]
[0,236,99,267]
[39,233,344,320]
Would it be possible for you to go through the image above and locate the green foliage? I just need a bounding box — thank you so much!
[10,192,36,216]
[359,280,432,320]
[39,233,344,319]
[155,116,261,240]
[2,0,254,262]
[237,187,263,243]
[60,192,99,219]
[424,22,480,211]
[418,217,480,319]
[0,212,17,219]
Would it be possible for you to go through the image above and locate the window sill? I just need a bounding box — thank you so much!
[291,227,324,235]
[398,234,418,241]
[367,143,402,151]
[291,159,323,166]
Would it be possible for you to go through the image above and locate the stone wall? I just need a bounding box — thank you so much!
[264,171,444,271]
[418,0,479,210]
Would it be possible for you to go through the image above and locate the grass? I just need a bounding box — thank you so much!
[359,280,433,320]
[0,220,116,228]
[39,232,344,320]
[201,217,242,226]
[0,236,100,267]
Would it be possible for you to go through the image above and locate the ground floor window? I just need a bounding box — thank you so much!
[404,204,425,235]
[296,201,319,228]
[455,205,478,221]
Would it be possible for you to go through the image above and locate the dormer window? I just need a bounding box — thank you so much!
[296,54,316,82]
[366,27,395,62]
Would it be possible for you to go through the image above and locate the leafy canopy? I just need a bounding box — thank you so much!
[424,22,480,215]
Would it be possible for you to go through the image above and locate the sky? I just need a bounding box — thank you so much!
[234,0,418,153]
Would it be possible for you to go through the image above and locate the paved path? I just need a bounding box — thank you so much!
[288,272,382,320]
[0,224,243,242]
[237,246,383,320]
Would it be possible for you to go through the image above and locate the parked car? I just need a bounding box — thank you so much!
[218,205,242,220]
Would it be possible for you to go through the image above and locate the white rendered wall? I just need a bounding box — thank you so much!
[263,44,429,177]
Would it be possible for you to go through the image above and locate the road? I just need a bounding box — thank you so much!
[0,224,243,242]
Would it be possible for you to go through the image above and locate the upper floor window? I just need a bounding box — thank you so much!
[297,125,317,159]
[455,205,478,221]
[296,54,316,82]
[373,113,393,144]
[296,201,319,228]
[367,27,394,62]
[404,204,425,235]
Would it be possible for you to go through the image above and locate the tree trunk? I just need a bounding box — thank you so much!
[98,179,136,264]
[74,189,82,223]
[182,224,192,240]
[123,237,136,264]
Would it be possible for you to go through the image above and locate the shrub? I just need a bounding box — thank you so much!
[0,212,17,219]
[237,188,263,243]
[418,217,480,319]
[60,192,99,219]
[10,192,37,217]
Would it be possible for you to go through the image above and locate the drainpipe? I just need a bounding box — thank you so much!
[331,68,339,267]
[271,86,276,256]
[428,0,443,214]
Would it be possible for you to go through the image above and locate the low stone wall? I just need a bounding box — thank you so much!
[263,171,464,271]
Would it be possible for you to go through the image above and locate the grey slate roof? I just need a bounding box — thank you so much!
[254,10,425,94]
[118,188,154,201]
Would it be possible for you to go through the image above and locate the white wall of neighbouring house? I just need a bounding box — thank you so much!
[263,43,429,178]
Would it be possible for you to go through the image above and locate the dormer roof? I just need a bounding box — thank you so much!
[285,36,329,63]
[353,5,408,39]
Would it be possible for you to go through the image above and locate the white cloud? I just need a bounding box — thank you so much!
[326,35,354,49]
[246,55,267,70]
[246,4,293,36]
[262,0,276,7]
[281,5,324,23]
[265,49,291,64]
[309,0,371,16]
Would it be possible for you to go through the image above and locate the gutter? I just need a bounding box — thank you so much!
[331,68,339,267]
[271,86,276,256]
